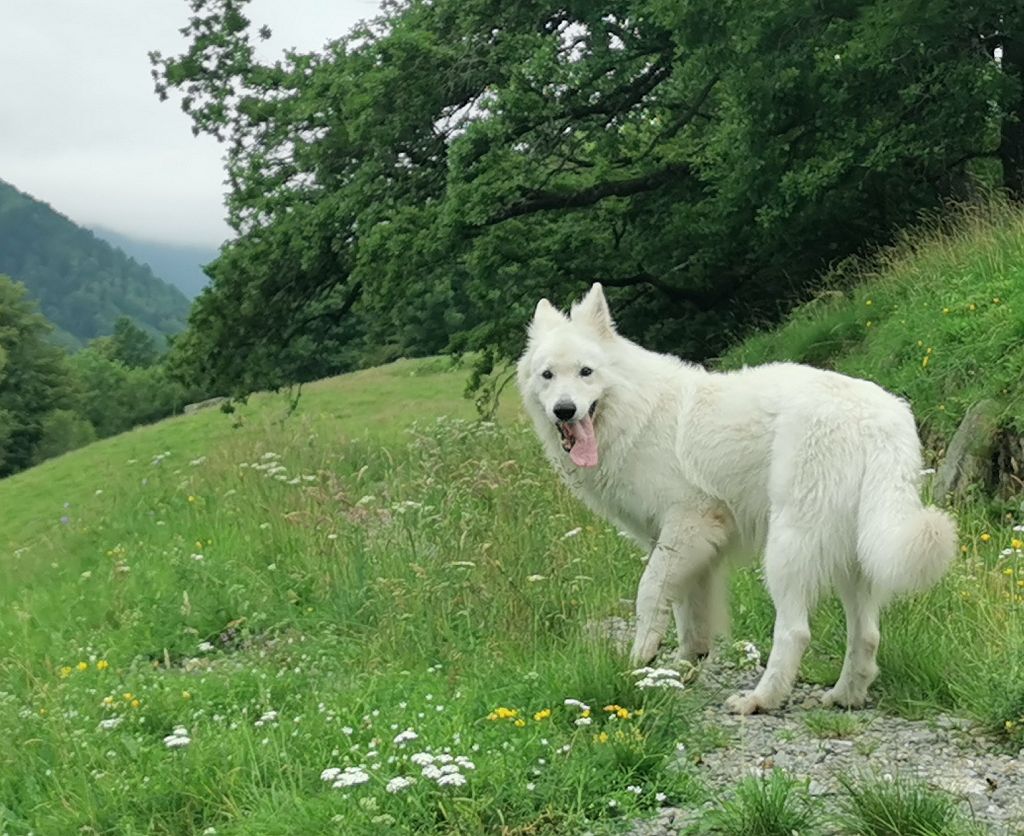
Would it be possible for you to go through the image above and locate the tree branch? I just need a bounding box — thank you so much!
[482,161,691,225]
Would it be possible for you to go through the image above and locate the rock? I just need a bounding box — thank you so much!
[934,398,1002,503]
[183,396,228,415]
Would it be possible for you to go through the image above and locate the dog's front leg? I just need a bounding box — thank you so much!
[629,510,727,666]
[629,546,676,665]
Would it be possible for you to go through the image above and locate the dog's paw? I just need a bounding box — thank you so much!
[822,685,868,709]
[724,692,762,715]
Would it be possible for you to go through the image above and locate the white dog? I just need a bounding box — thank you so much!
[517,283,957,714]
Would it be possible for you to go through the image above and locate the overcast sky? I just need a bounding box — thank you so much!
[1,1,382,247]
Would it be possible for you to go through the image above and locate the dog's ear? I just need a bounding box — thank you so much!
[571,283,616,339]
[529,298,567,339]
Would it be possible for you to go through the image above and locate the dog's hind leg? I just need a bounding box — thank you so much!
[629,509,729,666]
[726,517,818,714]
[823,570,882,708]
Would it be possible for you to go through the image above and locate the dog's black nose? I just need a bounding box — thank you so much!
[553,402,576,421]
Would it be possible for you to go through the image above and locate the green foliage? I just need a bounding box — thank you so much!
[69,348,196,438]
[105,316,161,368]
[31,409,97,465]
[151,0,1023,396]
[0,276,77,476]
[0,179,190,347]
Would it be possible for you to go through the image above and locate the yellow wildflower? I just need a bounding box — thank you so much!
[1012,539,1023,550]
[182,690,192,700]
[1003,567,1014,576]
[533,709,551,721]
[514,718,526,728]
[581,709,591,718]
[981,533,991,543]
[597,732,609,744]
[942,307,950,315]
[96,660,109,671]
[603,705,622,713]
[123,692,134,701]
[616,707,631,719]
[77,661,88,672]
[102,696,115,706]
[131,699,141,709]
[59,666,72,679]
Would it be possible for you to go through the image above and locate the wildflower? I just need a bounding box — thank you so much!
[332,767,371,788]
[1004,567,1014,576]
[627,785,643,795]
[1014,525,1024,533]
[455,757,475,770]
[437,772,467,787]
[163,726,191,748]
[514,718,526,728]
[597,732,609,744]
[197,641,214,653]
[77,661,88,672]
[131,699,141,709]
[1013,539,1023,550]
[563,527,583,538]
[533,708,551,721]
[564,699,590,711]
[191,553,204,561]
[393,729,418,746]
[527,782,536,791]
[320,767,342,782]
[981,533,992,542]
[920,468,936,476]
[102,696,115,707]
[182,691,192,700]
[98,717,123,731]
[526,574,546,582]
[488,707,518,721]
[656,792,667,803]
[616,707,631,719]
[386,776,414,793]
[574,716,593,726]
[410,752,434,766]
[96,660,109,671]
[59,666,72,679]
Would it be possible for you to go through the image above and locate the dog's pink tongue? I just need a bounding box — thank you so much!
[569,416,598,468]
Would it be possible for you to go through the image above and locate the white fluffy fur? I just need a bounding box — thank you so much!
[517,284,957,714]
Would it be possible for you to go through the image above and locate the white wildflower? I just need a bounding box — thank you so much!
[332,767,370,787]
[197,641,214,653]
[574,716,592,726]
[527,574,546,582]
[393,728,418,745]
[410,752,434,766]
[627,785,642,795]
[386,776,414,793]
[563,698,590,711]
[436,772,467,787]
[563,527,583,538]
[98,717,123,731]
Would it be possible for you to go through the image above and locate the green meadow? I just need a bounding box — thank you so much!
[4,208,1024,834]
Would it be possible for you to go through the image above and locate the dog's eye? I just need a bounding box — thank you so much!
[541,370,553,380]
[580,367,593,377]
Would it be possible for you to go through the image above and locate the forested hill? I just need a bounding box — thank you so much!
[93,227,215,300]
[0,180,191,347]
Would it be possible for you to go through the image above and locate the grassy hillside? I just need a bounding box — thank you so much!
[722,202,1024,447]
[3,208,1024,833]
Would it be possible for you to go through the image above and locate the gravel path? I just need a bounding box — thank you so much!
[628,654,1024,835]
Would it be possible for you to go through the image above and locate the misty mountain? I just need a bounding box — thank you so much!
[93,227,216,300]
[0,179,191,347]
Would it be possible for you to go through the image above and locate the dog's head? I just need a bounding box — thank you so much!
[516,283,618,468]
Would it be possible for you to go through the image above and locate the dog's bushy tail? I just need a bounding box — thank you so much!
[857,461,958,597]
